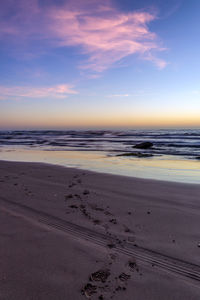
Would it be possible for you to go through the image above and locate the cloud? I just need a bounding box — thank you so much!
[49,2,166,71]
[0,84,77,100]
[143,52,167,69]
[0,0,40,39]
[107,94,130,98]
[0,0,167,72]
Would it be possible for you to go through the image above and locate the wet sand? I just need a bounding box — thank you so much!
[0,160,200,299]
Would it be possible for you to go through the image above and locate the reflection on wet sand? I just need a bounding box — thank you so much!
[0,148,200,183]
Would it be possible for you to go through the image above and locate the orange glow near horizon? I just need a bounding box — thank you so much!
[1,111,200,129]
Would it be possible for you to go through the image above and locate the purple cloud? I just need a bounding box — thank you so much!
[0,0,167,71]
[0,84,77,100]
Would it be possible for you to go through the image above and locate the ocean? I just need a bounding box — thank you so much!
[1,129,200,158]
[0,129,200,183]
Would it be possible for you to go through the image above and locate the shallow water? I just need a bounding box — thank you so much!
[0,147,200,184]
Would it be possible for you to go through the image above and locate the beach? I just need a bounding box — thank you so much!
[1,0,200,298]
[0,160,200,299]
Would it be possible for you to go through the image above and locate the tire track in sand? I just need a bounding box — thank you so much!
[0,196,200,284]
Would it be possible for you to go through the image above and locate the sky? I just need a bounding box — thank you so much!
[0,0,200,129]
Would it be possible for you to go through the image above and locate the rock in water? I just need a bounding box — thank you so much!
[117,152,153,158]
[133,142,153,149]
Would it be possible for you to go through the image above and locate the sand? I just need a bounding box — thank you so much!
[0,160,200,299]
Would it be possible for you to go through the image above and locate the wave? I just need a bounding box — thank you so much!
[1,129,200,159]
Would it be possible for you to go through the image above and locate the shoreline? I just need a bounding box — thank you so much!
[0,160,200,299]
[0,147,200,184]
[1,158,200,187]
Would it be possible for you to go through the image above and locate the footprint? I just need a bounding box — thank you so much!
[65,194,73,200]
[81,283,97,298]
[118,273,131,282]
[109,219,117,225]
[128,260,139,272]
[90,269,110,283]
[93,219,102,225]
[83,190,90,195]
[107,243,116,249]
[124,225,131,233]
[69,205,78,209]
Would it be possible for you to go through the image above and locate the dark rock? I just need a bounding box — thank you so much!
[133,142,153,149]
[117,152,153,158]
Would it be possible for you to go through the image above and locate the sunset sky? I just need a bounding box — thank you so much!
[0,0,200,129]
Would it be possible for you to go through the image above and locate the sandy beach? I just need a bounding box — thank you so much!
[0,160,200,299]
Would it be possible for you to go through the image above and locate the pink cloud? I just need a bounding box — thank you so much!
[0,0,166,71]
[0,84,77,100]
[48,1,166,71]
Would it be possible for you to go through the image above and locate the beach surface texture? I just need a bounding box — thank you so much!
[0,160,200,299]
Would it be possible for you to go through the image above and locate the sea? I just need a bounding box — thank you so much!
[0,129,200,184]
